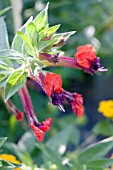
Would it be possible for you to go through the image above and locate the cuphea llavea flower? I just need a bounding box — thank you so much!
[43,72,84,117]
[74,44,97,68]
[1,2,107,142]
[39,44,107,75]
[74,44,101,72]
[30,118,52,142]
[44,72,64,97]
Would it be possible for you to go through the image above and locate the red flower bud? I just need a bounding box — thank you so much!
[74,44,96,68]
[16,111,24,121]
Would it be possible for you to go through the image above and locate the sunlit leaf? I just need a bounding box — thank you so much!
[0,49,26,61]
[12,16,33,53]
[0,17,9,50]
[33,3,49,32]
[48,24,60,36]
[5,68,27,101]
[26,22,38,46]
[0,74,8,88]
[17,31,36,56]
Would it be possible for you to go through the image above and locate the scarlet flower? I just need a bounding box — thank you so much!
[30,118,52,142]
[43,72,84,116]
[30,122,44,142]
[44,72,64,97]
[71,93,84,117]
[39,118,52,132]
[74,44,97,68]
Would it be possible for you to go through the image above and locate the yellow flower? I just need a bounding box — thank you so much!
[0,154,21,170]
[98,100,113,118]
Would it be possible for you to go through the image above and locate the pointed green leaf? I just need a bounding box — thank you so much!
[26,22,38,46]
[55,31,76,42]
[0,17,9,50]
[0,61,9,70]
[0,137,7,148]
[5,68,27,101]
[17,31,35,56]
[78,137,113,163]
[0,6,12,16]
[0,74,8,88]
[0,49,26,60]
[48,24,60,36]
[33,3,49,32]
[37,34,60,52]
[12,16,33,53]
[87,158,113,169]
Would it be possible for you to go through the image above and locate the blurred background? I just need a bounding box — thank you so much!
[0,0,113,154]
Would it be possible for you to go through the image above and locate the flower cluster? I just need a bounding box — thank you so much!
[0,4,107,142]
[43,72,84,117]
[98,100,113,118]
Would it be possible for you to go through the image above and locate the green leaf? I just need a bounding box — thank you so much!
[5,142,34,168]
[0,74,8,88]
[0,160,15,168]
[0,17,9,50]
[0,49,26,61]
[12,16,33,53]
[18,131,36,154]
[78,136,113,164]
[37,35,60,52]
[0,61,9,71]
[36,143,65,170]
[17,31,36,56]
[48,24,60,36]
[5,68,27,101]
[92,120,113,136]
[26,22,38,46]
[0,137,7,148]
[46,125,75,156]
[87,158,113,169]
[55,31,76,42]
[0,6,12,16]
[33,3,49,32]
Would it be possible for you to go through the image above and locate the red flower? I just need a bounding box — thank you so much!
[39,118,52,132]
[30,122,44,142]
[74,44,96,68]
[30,118,52,142]
[71,93,84,117]
[44,72,64,97]
[16,111,24,121]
